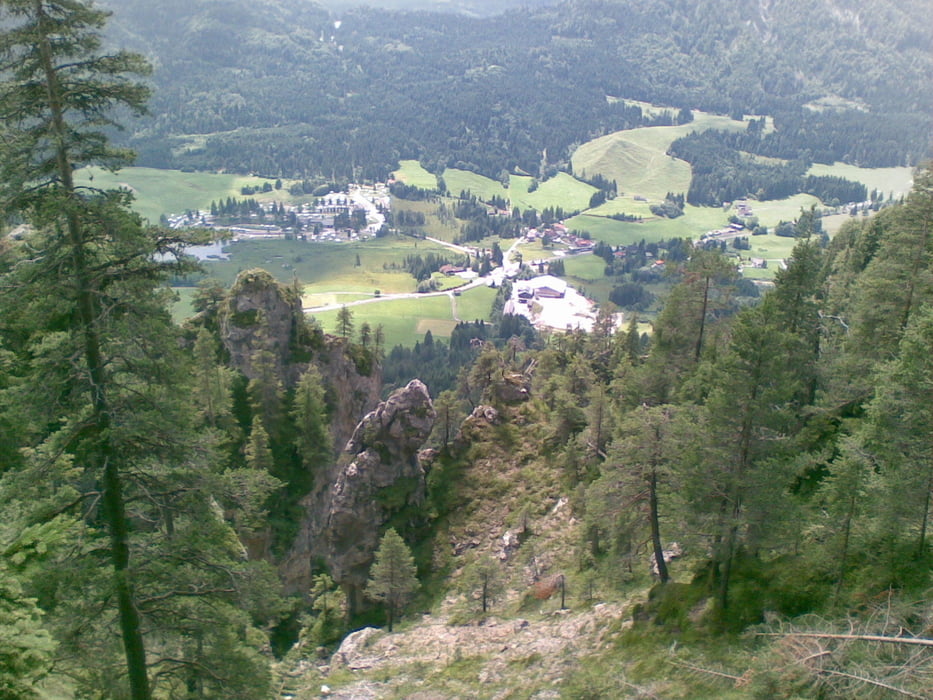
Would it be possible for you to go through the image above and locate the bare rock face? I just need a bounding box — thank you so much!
[282,380,435,600]
[494,372,531,404]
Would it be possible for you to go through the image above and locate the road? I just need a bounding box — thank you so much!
[302,235,530,315]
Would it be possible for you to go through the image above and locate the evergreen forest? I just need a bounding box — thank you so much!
[1,0,933,698]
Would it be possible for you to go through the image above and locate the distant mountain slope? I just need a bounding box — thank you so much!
[315,0,560,16]
[99,0,931,180]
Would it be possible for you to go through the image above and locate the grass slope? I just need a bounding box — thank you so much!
[74,166,281,224]
[571,112,748,201]
[443,168,508,202]
[309,284,495,348]
[508,172,598,213]
[392,160,439,190]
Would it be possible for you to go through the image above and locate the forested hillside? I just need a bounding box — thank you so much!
[3,0,933,698]
[98,0,931,181]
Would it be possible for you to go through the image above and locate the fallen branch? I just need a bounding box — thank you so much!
[817,668,928,699]
[667,660,743,682]
[756,632,933,648]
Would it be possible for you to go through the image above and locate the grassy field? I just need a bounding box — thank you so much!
[171,286,198,324]
[443,168,508,202]
[391,198,462,242]
[190,236,453,295]
[743,233,799,264]
[807,162,914,199]
[169,236,492,345]
[509,173,597,213]
[747,194,821,227]
[571,112,748,201]
[392,160,439,190]
[565,204,728,245]
[74,166,285,224]
[442,168,598,213]
[309,284,495,348]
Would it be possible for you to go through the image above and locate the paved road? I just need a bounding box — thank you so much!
[303,235,530,314]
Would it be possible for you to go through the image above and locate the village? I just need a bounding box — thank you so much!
[165,182,392,241]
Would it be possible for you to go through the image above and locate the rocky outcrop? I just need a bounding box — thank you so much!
[220,268,302,379]
[282,380,436,600]
[219,268,380,449]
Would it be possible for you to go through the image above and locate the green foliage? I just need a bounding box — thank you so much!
[366,529,419,632]
[300,574,347,649]
[108,0,929,183]
[0,563,55,698]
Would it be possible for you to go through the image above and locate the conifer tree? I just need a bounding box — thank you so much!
[292,363,332,473]
[0,2,155,694]
[0,3,281,695]
[366,528,419,632]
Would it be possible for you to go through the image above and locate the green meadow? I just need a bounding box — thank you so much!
[171,236,490,346]
[443,168,508,202]
[565,203,727,245]
[391,198,462,242]
[562,254,615,305]
[74,166,284,224]
[309,285,496,348]
[748,194,821,227]
[392,160,439,190]
[443,168,598,213]
[508,173,597,212]
[202,236,453,292]
[572,111,748,201]
[807,162,914,199]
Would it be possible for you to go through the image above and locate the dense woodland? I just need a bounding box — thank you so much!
[2,0,933,698]
[96,0,932,189]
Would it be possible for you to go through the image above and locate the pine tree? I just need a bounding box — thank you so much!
[859,305,933,559]
[337,304,354,338]
[692,304,800,616]
[0,3,154,694]
[292,363,332,474]
[0,3,282,695]
[462,556,504,614]
[366,529,418,632]
[245,415,275,472]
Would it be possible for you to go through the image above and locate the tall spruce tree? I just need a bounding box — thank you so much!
[366,528,418,632]
[0,2,281,695]
[0,2,154,694]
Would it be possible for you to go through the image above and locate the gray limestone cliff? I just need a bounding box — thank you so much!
[219,268,380,450]
[282,379,436,605]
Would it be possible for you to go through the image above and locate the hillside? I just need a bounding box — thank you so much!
[97,0,931,182]
[4,1,933,697]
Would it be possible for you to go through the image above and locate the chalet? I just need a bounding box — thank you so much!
[439,264,467,275]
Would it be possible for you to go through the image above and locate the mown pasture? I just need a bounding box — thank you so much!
[392,160,439,190]
[171,236,490,347]
[565,204,727,245]
[508,173,598,213]
[188,236,455,294]
[443,168,508,202]
[806,162,914,199]
[309,285,496,349]
[74,166,284,224]
[571,111,748,201]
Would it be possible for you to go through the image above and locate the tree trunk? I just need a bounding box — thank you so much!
[648,468,669,583]
[36,8,150,695]
[916,459,933,558]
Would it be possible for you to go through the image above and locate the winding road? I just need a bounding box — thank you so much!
[302,236,528,320]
